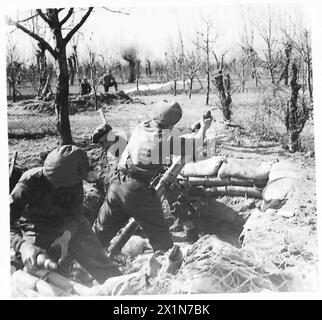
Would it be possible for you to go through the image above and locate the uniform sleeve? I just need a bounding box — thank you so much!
[63,183,86,238]
[10,180,38,252]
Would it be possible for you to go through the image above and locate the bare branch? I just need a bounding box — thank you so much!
[212,51,219,66]
[7,16,56,58]
[60,8,74,26]
[102,7,130,15]
[36,9,51,25]
[64,7,93,44]
[16,13,40,23]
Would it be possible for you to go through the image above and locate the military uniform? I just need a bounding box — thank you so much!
[102,73,118,93]
[93,101,188,252]
[10,145,121,284]
[80,79,92,95]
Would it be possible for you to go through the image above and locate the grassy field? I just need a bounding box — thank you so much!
[7,81,315,165]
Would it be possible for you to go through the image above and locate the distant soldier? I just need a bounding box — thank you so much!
[100,70,118,93]
[80,77,92,96]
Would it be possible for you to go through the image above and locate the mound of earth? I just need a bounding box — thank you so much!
[70,91,145,109]
[9,90,145,116]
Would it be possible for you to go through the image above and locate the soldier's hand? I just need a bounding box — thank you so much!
[50,230,72,265]
[200,114,213,130]
[19,242,46,272]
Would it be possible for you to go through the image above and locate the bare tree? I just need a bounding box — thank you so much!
[165,47,180,96]
[240,6,260,87]
[282,23,312,102]
[177,27,186,91]
[186,51,201,99]
[7,7,128,144]
[136,59,141,91]
[145,59,152,77]
[257,17,281,84]
[35,41,49,96]
[231,48,252,93]
[7,40,24,102]
[212,54,233,121]
[194,17,216,105]
[154,57,168,82]
[286,63,310,152]
[278,41,292,86]
[122,46,138,83]
[67,55,76,86]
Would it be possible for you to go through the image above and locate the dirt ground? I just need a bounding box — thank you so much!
[7,90,318,292]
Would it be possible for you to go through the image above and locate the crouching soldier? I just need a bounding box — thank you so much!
[100,70,118,93]
[10,145,121,284]
[80,77,92,95]
[92,100,213,253]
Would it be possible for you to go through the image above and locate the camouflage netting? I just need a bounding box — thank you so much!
[89,235,299,296]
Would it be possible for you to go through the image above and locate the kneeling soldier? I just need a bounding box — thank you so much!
[92,100,213,253]
[10,145,121,283]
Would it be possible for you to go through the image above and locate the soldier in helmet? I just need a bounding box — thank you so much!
[80,77,92,96]
[92,100,213,253]
[10,145,121,283]
[100,69,118,93]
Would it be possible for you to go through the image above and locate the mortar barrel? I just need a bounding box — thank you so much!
[195,186,262,199]
[179,176,267,188]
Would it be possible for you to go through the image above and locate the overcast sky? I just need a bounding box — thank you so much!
[5,1,312,64]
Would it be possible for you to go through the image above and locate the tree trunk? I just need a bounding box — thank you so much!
[118,64,124,84]
[72,46,79,77]
[206,50,210,105]
[189,77,193,99]
[173,79,177,96]
[288,63,301,152]
[40,75,52,98]
[269,68,275,84]
[12,82,16,103]
[147,60,152,77]
[279,43,292,86]
[215,71,232,121]
[307,61,313,102]
[94,86,98,111]
[128,60,136,83]
[55,47,73,145]
[136,60,140,91]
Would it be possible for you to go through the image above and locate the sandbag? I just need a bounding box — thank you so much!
[180,156,223,177]
[91,272,144,296]
[121,235,147,258]
[35,279,69,297]
[269,161,298,180]
[262,177,298,203]
[218,158,272,180]
[11,270,38,290]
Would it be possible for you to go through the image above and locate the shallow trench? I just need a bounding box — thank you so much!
[83,181,254,250]
[199,196,249,248]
